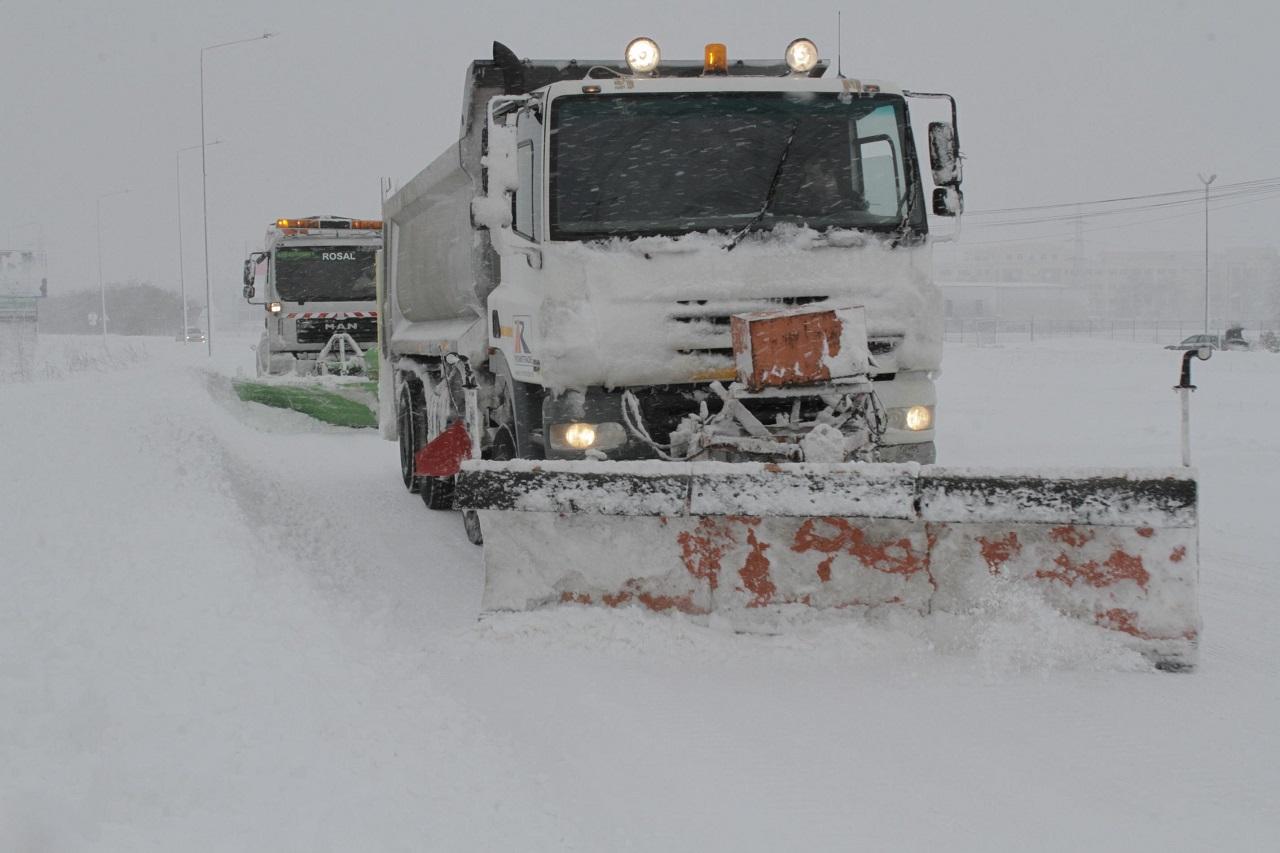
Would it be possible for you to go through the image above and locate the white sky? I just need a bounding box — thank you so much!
[2,0,1277,309]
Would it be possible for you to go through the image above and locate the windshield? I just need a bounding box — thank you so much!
[549,92,922,241]
[273,246,377,302]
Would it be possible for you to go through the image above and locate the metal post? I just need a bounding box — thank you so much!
[1174,348,1210,467]
[97,197,104,344]
[177,148,185,337]
[96,188,129,344]
[198,48,208,353]
[1198,173,1216,336]
[178,141,220,342]
[200,33,276,358]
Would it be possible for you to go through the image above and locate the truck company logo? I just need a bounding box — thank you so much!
[513,316,531,354]
[321,252,358,261]
[512,315,539,371]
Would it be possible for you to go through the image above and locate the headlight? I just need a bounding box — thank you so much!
[268,301,282,314]
[785,38,819,74]
[550,422,628,452]
[625,37,661,74]
[887,405,934,432]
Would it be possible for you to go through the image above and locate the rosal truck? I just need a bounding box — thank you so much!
[380,39,1200,668]
[243,216,382,377]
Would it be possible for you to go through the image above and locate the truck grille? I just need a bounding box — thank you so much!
[295,316,378,345]
[668,296,901,365]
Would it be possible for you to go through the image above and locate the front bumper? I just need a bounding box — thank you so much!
[541,372,936,462]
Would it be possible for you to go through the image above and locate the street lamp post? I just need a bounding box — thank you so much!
[1198,172,1216,336]
[96,188,129,344]
[177,140,222,341]
[200,32,276,357]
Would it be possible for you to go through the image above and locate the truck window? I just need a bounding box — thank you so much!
[273,247,377,302]
[515,141,535,240]
[548,92,923,241]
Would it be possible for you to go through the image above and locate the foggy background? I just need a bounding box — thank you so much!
[2,0,1276,334]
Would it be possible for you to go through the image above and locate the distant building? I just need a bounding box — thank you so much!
[938,280,1084,320]
[936,242,1278,323]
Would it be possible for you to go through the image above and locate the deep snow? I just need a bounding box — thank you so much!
[1,332,1276,851]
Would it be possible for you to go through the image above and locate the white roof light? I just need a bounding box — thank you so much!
[785,38,819,74]
[625,37,661,74]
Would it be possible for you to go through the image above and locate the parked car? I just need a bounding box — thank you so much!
[176,327,207,343]
[1166,331,1249,351]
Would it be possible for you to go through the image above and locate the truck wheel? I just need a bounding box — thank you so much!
[420,470,455,510]
[397,380,425,494]
[462,510,483,546]
[460,387,519,546]
[420,362,464,511]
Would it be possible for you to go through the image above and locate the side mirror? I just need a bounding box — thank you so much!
[928,122,961,187]
[243,254,267,302]
[932,187,964,217]
[1196,346,1213,361]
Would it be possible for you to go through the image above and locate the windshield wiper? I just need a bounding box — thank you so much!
[724,121,800,251]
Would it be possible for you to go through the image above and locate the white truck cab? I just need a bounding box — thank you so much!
[243,216,382,376]
[383,39,964,509]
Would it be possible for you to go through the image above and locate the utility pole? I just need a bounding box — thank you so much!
[177,140,222,340]
[200,32,276,357]
[96,188,130,344]
[1198,173,1216,335]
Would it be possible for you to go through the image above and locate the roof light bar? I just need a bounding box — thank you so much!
[274,218,382,231]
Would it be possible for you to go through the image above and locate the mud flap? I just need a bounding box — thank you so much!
[455,462,1199,669]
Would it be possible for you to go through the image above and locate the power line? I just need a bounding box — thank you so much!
[968,184,1280,229]
[965,175,1280,218]
[947,189,1280,247]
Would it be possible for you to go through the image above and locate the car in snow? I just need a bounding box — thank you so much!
[176,327,207,343]
[1165,331,1249,351]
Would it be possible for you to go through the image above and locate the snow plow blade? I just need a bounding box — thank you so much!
[231,378,378,428]
[455,462,1200,669]
[231,347,379,428]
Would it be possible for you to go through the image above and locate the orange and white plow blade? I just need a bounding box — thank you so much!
[456,462,1200,669]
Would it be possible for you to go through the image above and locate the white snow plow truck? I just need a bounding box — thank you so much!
[243,216,382,376]
[381,40,1200,669]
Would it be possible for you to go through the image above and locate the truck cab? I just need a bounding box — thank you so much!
[383,39,964,512]
[244,216,382,376]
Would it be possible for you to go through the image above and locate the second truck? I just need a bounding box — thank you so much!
[236,216,383,427]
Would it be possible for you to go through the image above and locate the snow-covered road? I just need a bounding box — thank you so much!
[2,334,1276,850]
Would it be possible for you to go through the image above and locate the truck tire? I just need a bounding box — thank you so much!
[460,374,519,546]
[420,362,465,511]
[420,468,455,510]
[397,379,426,494]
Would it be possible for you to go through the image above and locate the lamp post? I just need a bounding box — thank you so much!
[200,32,276,357]
[1198,172,1216,336]
[177,139,222,341]
[96,187,129,344]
